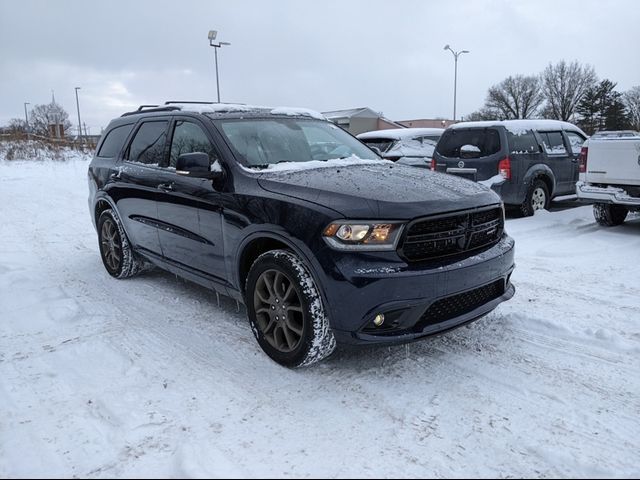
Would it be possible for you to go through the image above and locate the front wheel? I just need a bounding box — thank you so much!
[246,250,336,368]
[520,179,550,217]
[593,203,628,226]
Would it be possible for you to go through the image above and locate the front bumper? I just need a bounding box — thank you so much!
[576,182,640,206]
[317,234,516,345]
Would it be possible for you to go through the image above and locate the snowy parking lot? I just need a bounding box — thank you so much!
[1,158,639,478]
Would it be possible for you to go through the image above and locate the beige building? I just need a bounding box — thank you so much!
[322,107,405,135]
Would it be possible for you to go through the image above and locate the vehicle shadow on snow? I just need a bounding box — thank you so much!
[89,258,513,374]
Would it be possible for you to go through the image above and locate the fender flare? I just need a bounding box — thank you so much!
[233,229,330,308]
[522,164,556,198]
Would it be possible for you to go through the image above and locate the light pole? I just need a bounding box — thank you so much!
[444,45,470,122]
[23,102,30,140]
[208,30,231,103]
[74,87,83,145]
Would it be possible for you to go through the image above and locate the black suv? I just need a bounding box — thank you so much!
[88,102,516,367]
[432,120,588,216]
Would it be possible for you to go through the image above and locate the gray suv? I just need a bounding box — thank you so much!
[432,120,587,216]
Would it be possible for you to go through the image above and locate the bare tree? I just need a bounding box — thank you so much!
[624,86,640,131]
[6,118,27,135]
[29,101,72,137]
[541,60,597,121]
[464,107,501,122]
[486,75,544,119]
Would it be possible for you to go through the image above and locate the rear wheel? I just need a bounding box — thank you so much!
[520,179,550,217]
[246,250,336,368]
[593,203,628,226]
[97,209,143,278]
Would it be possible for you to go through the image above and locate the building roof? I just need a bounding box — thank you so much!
[321,107,378,119]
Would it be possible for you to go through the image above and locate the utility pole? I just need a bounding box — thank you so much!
[444,45,470,122]
[23,102,30,140]
[75,87,83,145]
[208,30,231,102]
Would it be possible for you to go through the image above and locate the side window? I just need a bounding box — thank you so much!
[565,131,586,155]
[169,121,219,168]
[97,124,134,158]
[540,131,567,155]
[126,121,169,165]
[507,130,539,154]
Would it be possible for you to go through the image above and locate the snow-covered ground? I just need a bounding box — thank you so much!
[1,158,639,478]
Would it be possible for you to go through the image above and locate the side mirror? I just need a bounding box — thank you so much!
[176,152,224,179]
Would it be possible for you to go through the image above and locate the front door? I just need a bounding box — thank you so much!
[155,118,226,280]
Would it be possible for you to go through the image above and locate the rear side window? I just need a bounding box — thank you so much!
[565,131,586,155]
[436,129,501,158]
[506,130,539,154]
[539,131,567,155]
[127,121,169,165]
[97,124,134,158]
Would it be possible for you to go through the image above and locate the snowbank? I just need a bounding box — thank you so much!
[1,159,639,478]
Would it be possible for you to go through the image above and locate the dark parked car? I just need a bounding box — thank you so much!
[432,120,588,216]
[88,102,515,367]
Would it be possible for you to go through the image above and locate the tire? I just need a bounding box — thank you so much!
[593,203,628,226]
[245,250,336,368]
[97,208,144,279]
[520,179,550,217]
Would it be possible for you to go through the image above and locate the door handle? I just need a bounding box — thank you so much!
[157,182,175,192]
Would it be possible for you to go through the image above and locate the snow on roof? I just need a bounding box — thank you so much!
[170,103,326,120]
[171,103,267,114]
[357,128,444,141]
[450,119,587,136]
[591,130,640,139]
[269,107,326,120]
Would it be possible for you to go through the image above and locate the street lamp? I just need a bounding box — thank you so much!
[74,87,83,145]
[444,44,470,122]
[208,30,231,103]
[23,102,30,140]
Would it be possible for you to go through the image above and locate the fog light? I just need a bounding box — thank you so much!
[373,313,385,327]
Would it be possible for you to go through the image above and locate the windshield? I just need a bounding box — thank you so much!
[215,118,379,168]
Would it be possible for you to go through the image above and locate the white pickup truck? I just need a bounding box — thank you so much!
[576,131,640,226]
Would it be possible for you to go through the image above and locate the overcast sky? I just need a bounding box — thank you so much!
[1,0,639,134]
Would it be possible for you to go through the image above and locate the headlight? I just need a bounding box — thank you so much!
[322,221,404,251]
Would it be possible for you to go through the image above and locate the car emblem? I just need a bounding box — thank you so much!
[458,160,465,168]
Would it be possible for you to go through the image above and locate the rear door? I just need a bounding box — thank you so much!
[433,128,504,181]
[564,130,586,186]
[155,117,226,279]
[538,131,575,195]
[113,119,170,256]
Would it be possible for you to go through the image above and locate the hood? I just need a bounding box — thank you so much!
[257,163,500,219]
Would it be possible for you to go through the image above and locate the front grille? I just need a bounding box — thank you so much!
[400,207,503,262]
[413,280,504,331]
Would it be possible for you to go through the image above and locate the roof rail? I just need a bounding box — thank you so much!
[121,105,181,117]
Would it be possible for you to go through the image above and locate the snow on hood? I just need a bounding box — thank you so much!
[257,162,499,219]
